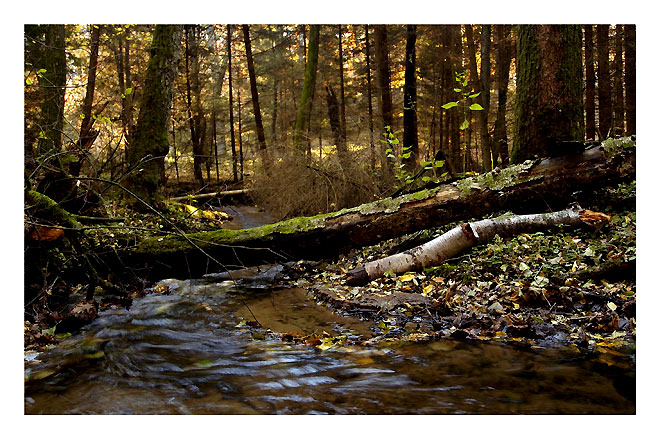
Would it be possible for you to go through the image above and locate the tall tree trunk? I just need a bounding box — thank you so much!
[403,24,419,172]
[172,118,179,184]
[624,25,636,135]
[123,27,134,142]
[294,25,320,154]
[338,25,348,153]
[512,25,584,163]
[596,25,612,139]
[237,79,244,180]
[242,25,271,169]
[272,76,278,142]
[37,24,66,157]
[479,25,492,171]
[612,25,625,137]
[227,25,238,182]
[584,25,596,141]
[126,25,182,209]
[374,25,394,184]
[325,83,342,151]
[212,111,219,182]
[464,25,491,172]
[364,25,376,170]
[493,25,512,167]
[185,25,206,188]
[78,25,101,151]
[442,25,462,173]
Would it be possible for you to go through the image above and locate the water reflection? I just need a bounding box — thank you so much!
[25,284,635,414]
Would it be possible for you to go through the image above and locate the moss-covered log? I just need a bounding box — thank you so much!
[127,139,635,280]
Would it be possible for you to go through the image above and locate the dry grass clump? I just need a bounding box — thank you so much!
[250,150,381,219]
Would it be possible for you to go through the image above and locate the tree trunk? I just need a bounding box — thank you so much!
[78,25,102,153]
[347,206,608,285]
[403,24,419,172]
[227,25,238,183]
[126,25,182,209]
[237,77,244,180]
[374,25,394,184]
[493,25,512,167]
[37,24,66,157]
[325,83,342,152]
[294,25,320,154]
[596,25,612,139]
[464,25,492,172]
[365,25,376,170]
[584,25,597,141]
[242,25,271,169]
[338,25,348,153]
[624,25,636,136]
[479,25,492,171]
[172,118,179,183]
[612,25,625,137]
[512,25,584,162]
[212,111,219,182]
[185,25,207,189]
[441,25,462,174]
[130,141,635,280]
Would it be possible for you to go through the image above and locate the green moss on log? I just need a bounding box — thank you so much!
[25,190,81,229]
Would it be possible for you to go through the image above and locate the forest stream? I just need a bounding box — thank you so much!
[24,279,635,415]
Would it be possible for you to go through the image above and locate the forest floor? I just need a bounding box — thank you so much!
[239,180,636,363]
[25,180,636,368]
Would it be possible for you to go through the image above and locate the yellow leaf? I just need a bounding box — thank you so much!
[607,302,617,311]
[422,285,433,296]
[399,273,415,282]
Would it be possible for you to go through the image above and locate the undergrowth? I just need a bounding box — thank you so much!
[250,150,382,219]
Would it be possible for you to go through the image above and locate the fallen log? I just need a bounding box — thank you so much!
[168,189,251,202]
[127,139,635,280]
[346,206,610,285]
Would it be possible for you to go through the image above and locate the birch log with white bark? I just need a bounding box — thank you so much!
[346,206,610,286]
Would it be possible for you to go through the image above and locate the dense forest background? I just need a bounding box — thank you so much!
[23,23,636,220]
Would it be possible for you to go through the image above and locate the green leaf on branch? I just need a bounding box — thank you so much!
[469,103,484,111]
[460,119,469,130]
[441,101,459,110]
[468,92,481,99]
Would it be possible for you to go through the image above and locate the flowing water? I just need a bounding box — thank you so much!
[24,280,635,415]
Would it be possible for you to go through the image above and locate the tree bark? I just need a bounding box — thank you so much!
[338,25,348,153]
[294,25,320,154]
[584,25,596,141]
[479,25,492,171]
[325,83,342,151]
[78,25,102,153]
[612,25,625,136]
[37,24,66,157]
[242,25,271,169]
[596,25,612,139]
[365,25,376,170]
[512,25,584,162]
[129,141,635,280]
[346,206,608,285]
[374,25,394,184]
[227,25,238,182]
[493,25,512,167]
[463,25,488,171]
[403,24,419,171]
[126,25,182,209]
[624,25,636,136]
[185,25,206,188]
